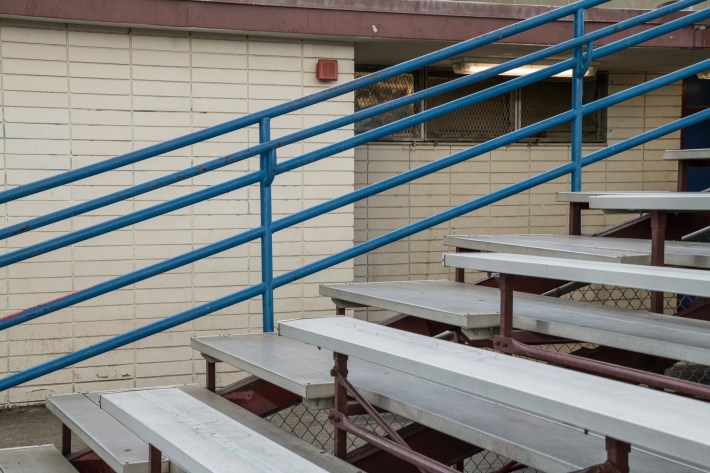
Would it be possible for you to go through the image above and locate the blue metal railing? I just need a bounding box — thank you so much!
[0,0,708,391]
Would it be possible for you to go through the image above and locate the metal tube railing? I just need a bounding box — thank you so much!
[0,171,264,268]
[0,0,701,242]
[0,0,708,391]
[1,59,705,331]
[2,107,706,392]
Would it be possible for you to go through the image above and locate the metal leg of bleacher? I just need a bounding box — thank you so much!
[328,352,458,473]
[491,274,710,399]
[650,209,668,314]
[149,445,161,473]
[572,438,631,473]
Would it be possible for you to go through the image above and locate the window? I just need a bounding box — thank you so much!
[354,67,607,144]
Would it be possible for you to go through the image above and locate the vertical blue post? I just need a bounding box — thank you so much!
[259,118,276,332]
[570,7,586,234]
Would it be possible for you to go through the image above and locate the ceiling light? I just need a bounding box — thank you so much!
[451,57,597,78]
[698,70,710,80]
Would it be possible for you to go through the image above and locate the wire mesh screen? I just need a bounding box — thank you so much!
[266,402,542,472]
[354,66,607,144]
[266,403,412,453]
[354,70,421,139]
[561,284,710,385]
[425,72,511,141]
[520,75,606,142]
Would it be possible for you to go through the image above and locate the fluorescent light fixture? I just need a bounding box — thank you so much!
[698,70,710,80]
[451,57,597,78]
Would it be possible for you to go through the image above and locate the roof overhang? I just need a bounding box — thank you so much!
[0,0,708,48]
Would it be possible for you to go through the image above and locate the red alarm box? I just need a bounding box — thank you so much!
[316,59,338,81]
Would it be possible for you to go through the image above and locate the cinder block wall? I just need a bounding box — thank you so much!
[0,20,355,405]
[353,72,681,321]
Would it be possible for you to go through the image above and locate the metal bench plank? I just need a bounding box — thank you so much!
[176,386,362,473]
[444,252,710,298]
[192,334,334,400]
[192,333,706,473]
[194,334,334,400]
[352,364,706,473]
[46,393,164,473]
[556,191,669,204]
[320,280,499,329]
[589,192,710,212]
[320,280,710,365]
[0,445,77,473]
[101,387,331,473]
[444,234,710,268]
[279,317,710,469]
[664,149,710,161]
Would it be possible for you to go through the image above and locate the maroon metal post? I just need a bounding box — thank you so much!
[61,424,72,456]
[677,160,688,192]
[569,202,583,236]
[333,370,410,448]
[574,438,630,473]
[649,210,667,314]
[455,247,466,283]
[206,360,216,393]
[498,274,515,339]
[331,352,349,459]
[149,445,162,473]
[606,438,630,473]
[336,307,346,316]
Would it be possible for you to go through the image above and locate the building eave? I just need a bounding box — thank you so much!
[0,0,708,48]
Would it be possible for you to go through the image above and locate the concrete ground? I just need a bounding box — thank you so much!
[0,405,87,451]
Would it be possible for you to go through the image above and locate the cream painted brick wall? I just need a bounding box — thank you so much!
[354,72,681,322]
[0,20,354,405]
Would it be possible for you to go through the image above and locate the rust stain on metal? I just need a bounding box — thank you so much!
[0,287,91,322]
[11,225,30,236]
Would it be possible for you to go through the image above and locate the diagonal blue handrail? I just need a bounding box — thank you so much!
[1,108,707,392]
[0,0,708,391]
[1,58,706,333]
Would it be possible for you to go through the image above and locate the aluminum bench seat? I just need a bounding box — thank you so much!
[588,192,710,213]
[664,149,710,161]
[0,445,78,473]
[100,385,361,473]
[444,233,710,268]
[191,333,708,473]
[444,252,710,298]
[279,317,710,470]
[556,191,670,204]
[320,280,710,365]
[47,392,168,473]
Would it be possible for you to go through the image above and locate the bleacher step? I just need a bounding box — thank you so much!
[444,234,710,268]
[444,252,710,298]
[321,280,710,365]
[280,317,710,470]
[100,385,361,473]
[192,332,708,473]
[47,392,168,473]
[0,445,77,473]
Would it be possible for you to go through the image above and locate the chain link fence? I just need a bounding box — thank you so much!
[266,402,542,473]
[561,283,710,385]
